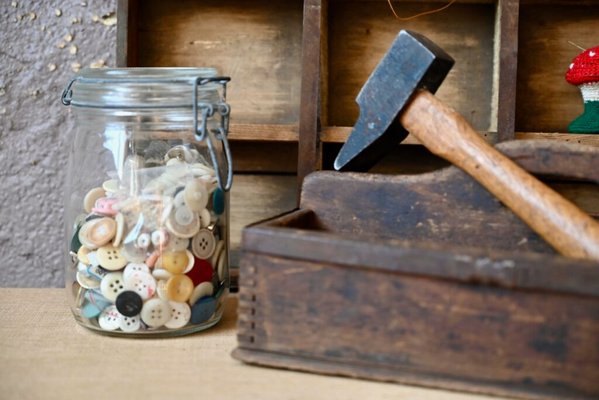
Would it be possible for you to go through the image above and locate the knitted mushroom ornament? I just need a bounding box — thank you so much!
[565,45,599,133]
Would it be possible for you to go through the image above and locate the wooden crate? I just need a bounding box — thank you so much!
[116,0,599,263]
[234,140,599,400]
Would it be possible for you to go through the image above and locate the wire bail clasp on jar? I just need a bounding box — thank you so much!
[193,76,233,192]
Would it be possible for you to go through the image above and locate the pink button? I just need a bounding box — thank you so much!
[92,197,118,216]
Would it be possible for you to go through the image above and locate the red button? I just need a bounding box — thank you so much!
[186,258,212,286]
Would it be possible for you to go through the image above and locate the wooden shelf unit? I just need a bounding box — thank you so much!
[116,0,599,261]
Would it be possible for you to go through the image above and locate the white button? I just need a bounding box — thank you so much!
[98,305,120,331]
[118,314,141,332]
[191,229,216,259]
[217,249,227,282]
[174,205,194,226]
[102,179,119,194]
[210,240,224,268]
[100,272,126,302]
[165,301,191,329]
[76,271,100,289]
[173,191,186,208]
[124,271,157,301]
[136,232,151,249]
[189,281,214,306]
[156,280,169,301]
[140,298,171,328]
[123,263,150,281]
[199,208,211,228]
[183,249,195,273]
[152,268,173,281]
[113,213,126,247]
[151,229,169,247]
[166,207,200,238]
[184,179,208,212]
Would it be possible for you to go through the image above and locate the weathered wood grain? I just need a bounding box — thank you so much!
[401,91,599,259]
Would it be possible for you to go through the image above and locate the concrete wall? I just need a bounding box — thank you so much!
[0,0,117,287]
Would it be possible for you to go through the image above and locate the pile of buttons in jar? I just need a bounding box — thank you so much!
[70,144,228,333]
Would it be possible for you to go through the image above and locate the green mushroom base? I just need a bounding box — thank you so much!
[568,101,599,134]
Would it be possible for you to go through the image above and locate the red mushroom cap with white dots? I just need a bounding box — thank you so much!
[566,45,599,86]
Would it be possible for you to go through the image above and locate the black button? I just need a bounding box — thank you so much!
[115,291,143,317]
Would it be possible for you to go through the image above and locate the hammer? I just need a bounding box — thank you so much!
[334,30,599,261]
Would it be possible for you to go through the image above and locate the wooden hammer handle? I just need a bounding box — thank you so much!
[401,90,599,261]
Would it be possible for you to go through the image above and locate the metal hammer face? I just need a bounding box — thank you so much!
[334,30,454,171]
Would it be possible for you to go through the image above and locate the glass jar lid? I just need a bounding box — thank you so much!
[62,67,224,109]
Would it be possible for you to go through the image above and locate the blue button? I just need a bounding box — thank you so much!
[212,188,224,215]
[190,296,216,324]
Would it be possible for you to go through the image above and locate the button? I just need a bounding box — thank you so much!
[165,274,194,303]
[81,301,104,319]
[97,245,127,271]
[186,258,213,286]
[76,271,100,289]
[136,232,151,249]
[217,249,227,282]
[84,289,112,311]
[77,246,91,264]
[191,229,216,259]
[199,208,211,228]
[161,251,189,274]
[184,179,208,212]
[100,272,125,302]
[118,314,141,333]
[152,268,173,281]
[190,296,216,324]
[120,241,147,263]
[156,280,169,301]
[165,301,191,329]
[113,213,126,247]
[166,207,200,238]
[85,217,117,248]
[124,271,157,301]
[163,236,189,252]
[212,188,225,215]
[173,191,186,208]
[78,221,98,250]
[151,229,169,247]
[210,240,224,268]
[92,197,119,216]
[123,263,150,281]
[183,249,195,273]
[140,298,171,328]
[98,305,121,331]
[115,290,143,317]
[102,179,119,194]
[83,187,105,213]
[189,281,214,306]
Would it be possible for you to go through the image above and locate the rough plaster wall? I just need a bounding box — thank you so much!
[0,0,116,287]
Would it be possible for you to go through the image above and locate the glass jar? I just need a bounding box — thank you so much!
[62,68,232,336]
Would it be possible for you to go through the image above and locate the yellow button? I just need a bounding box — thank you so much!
[161,251,189,274]
[97,245,128,271]
[165,274,194,302]
[77,246,91,264]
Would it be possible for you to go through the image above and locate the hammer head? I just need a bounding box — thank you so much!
[334,30,454,171]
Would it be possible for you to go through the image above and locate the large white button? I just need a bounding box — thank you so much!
[191,229,216,259]
[118,314,141,332]
[97,245,127,271]
[166,207,200,238]
[100,272,126,302]
[123,263,150,281]
[140,298,171,328]
[188,281,214,306]
[165,301,191,329]
[124,271,156,301]
[98,305,120,331]
[184,179,208,212]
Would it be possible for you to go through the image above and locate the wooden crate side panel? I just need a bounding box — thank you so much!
[238,252,599,399]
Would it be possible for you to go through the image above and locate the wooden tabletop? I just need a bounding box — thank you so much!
[0,289,501,400]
